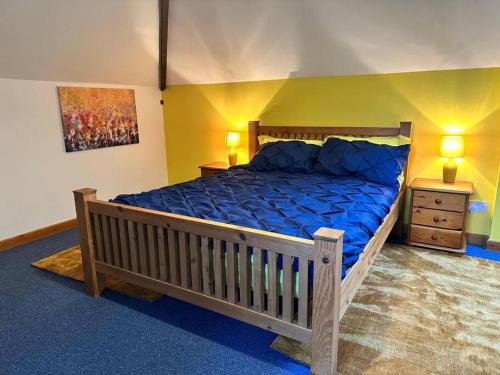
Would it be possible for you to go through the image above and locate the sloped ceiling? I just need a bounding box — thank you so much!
[168,0,500,85]
[0,0,158,86]
[2,0,500,87]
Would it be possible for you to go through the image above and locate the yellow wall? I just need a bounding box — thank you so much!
[163,67,500,236]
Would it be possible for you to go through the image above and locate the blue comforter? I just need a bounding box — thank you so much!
[113,166,399,277]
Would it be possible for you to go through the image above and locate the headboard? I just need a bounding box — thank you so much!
[247,120,413,191]
[248,120,412,158]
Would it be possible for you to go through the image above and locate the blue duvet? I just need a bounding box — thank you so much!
[113,166,399,277]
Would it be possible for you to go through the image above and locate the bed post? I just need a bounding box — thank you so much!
[73,188,104,297]
[248,120,260,159]
[399,121,413,185]
[399,121,412,139]
[396,121,413,237]
[311,228,344,375]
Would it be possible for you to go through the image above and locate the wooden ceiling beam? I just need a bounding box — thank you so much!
[159,0,169,90]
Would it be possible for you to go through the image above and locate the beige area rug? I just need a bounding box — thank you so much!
[272,244,500,375]
[32,246,163,302]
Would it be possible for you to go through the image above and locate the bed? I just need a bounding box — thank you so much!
[73,120,412,375]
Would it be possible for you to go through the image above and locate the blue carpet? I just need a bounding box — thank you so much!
[465,244,500,262]
[0,229,308,375]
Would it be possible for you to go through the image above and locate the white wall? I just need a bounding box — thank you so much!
[0,78,167,240]
[168,0,500,84]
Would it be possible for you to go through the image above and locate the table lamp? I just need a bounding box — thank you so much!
[225,131,240,166]
[440,135,464,183]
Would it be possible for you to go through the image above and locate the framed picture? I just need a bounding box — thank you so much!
[57,86,139,152]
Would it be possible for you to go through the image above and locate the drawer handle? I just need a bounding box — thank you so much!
[433,216,440,223]
[435,198,442,205]
[431,234,438,241]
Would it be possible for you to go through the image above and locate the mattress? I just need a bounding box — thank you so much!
[113,166,400,278]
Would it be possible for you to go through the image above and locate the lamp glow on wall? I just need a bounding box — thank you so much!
[440,135,464,183]
[225,131,240,166]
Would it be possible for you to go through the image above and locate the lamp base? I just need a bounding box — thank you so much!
[228,152,237,166]
[443,158,457,183]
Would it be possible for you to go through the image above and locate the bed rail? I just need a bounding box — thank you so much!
[74,188,343,374]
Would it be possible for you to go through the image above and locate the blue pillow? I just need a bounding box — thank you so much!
[315,137,410,185]
[249,141,321,173]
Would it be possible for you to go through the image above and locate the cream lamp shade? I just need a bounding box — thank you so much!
[225,131,240,166]
[439,135,464,183]
[225,131,240,148]
[440,135,464,158]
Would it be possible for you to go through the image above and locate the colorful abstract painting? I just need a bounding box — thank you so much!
[57,87,139,152]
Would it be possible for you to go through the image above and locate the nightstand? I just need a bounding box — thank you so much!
[198,162,230,177]
[407,178,474,253]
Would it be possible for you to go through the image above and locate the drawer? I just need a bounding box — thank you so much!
[409,224,463,249]
[411,207,464,230]
[412,190,466,212]
[200,169,223,178]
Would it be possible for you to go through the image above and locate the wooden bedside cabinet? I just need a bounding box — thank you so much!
[198,162,230,177]
[407,178,474,253]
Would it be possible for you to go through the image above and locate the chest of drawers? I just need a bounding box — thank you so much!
[407,178,473,253]
[198,162,229,178]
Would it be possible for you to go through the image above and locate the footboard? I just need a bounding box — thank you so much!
[74,188,343,374]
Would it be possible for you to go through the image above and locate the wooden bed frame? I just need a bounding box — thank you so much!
[74,121,412,375]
